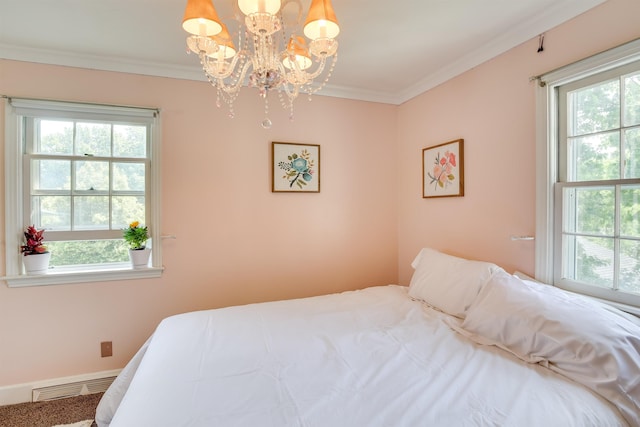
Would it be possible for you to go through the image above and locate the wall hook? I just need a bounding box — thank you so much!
[537,34,545,53]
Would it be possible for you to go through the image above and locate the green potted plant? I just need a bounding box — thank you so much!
[21,225,51,274]
[123,221,150,268]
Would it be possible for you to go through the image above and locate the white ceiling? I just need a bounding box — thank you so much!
[0,0,606,105]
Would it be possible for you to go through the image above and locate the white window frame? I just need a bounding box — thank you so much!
[535,38,640,313]
[3,98,163,287]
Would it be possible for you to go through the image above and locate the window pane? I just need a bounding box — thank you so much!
[74,196,109,230]
[568,79,620,136]
[113,163,145,191]
[563,187,614,235]
[625,127,640,178]
[568,132,620,181]
[32,196,71,230]
[112,196,145,229]
[564,235,614,288]
[114,125,146,158]
[621,185,640,237]
[38,120,73,154]
[75,122,111,157]
[32,159,70,190]
[624,71,640,127]
[620,239,640,294]
[47,240,129,266]
[74,161,109,191]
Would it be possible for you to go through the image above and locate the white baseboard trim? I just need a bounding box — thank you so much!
[0,369,121,406]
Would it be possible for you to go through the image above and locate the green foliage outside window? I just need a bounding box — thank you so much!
[566,71,640,294]
[34,119,147,266]
[47,240,130,266]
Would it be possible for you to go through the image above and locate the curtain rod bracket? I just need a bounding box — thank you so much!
[528,76,546,87]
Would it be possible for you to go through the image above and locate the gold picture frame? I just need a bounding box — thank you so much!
[422,139,464,198]
[272,141,320,193]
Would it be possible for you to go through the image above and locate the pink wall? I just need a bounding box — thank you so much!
[397,0,640,284]
[0,62,398,386]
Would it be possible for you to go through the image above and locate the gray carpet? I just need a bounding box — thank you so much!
[0,393,102,427]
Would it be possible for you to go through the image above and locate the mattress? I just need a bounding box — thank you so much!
[96,285,628,426]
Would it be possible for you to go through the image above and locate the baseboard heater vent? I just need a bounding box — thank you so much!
[32,376,116,402]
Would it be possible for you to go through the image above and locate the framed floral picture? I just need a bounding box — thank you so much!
[272,142,320,193]
[422,139,464,198]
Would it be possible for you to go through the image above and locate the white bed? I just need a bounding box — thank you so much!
[96,249,640,426]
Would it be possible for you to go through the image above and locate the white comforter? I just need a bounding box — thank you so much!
[98,285,627,426]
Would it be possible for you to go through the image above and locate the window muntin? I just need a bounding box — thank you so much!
[558,182,640,291]
[25,117,149,268]
[625,72,640,127]
[553,60,640,306]
[3,98,162,285]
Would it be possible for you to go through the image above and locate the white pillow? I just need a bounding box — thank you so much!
[457,270,640,426]
[407,248,501,318]
[513,270,545,284]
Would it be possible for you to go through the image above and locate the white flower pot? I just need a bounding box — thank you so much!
[129,248,151,269]
[23,252,51,274]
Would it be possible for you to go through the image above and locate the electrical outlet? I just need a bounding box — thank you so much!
[101,341,113,358]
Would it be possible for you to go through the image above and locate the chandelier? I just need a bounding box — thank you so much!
[182,0,340,128]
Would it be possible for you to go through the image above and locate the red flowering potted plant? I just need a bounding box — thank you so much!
[20,225,51,274]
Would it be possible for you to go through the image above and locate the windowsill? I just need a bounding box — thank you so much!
[587,295,640,318]
[2,264,164,287]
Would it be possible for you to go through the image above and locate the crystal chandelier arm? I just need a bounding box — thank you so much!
[282,54,326,88]
[282,37,337,83]
[201,51,243,79]
[218,58,254,95]
[300,53,338,96]
[301,55,327,80]
[281,79,300,99]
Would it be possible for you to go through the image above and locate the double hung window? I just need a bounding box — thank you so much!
[536,40,640,310]
[3,98,162,286]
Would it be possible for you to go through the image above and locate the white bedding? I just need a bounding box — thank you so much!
[97,285,628,426]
